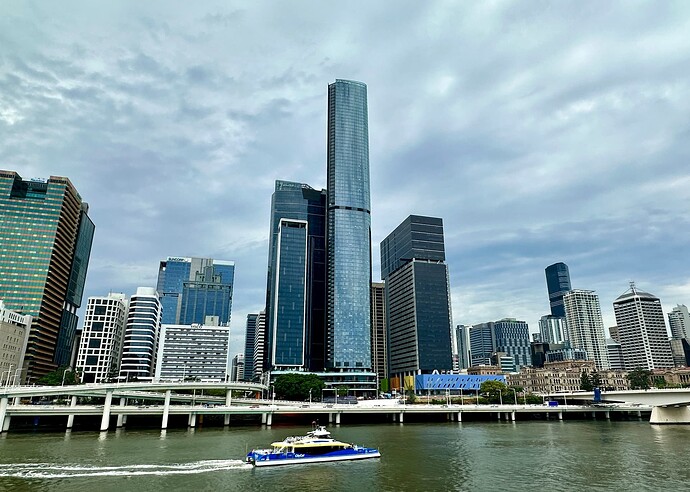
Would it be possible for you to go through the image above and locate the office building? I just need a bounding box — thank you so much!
[253,311,266,382]
[0,171,94,380]
[545,262,571,317]
[156,257,235,325]
[563,289,610,370]
[230,354,244,383]
[75,293,128,383]
[539,315,567,344]
[469,323,495,366]
[613,284,673,370]
[119,288,162,381]
[456,325,471,370]
[371,282,387,380]
[606,338,625,370]
[669,338,690,367]
[609,326,620,342]
[381,215,453,380]
[243,313,258,381]
[326,79,372,371]
[493,318,531,369]
[265,180,327,372]
[155,320,229,382]
[0,301,31,384]
[668,305,690,339]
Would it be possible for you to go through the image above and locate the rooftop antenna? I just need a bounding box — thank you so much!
[629,281,636,294]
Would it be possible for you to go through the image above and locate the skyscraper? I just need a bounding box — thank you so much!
[265,180,327,372]
[0,171,94,380]
[119,287,162,381]
[668,305,690,339]
[493,318,531,369]
[75,293,128,383]
[370,282,387,381]
[380,215,453,380]
[253,311,266,382]
[613,284,673,370]
[326,79,372,371]
[469,323,495,366]
[563,289,610,370]
[539,315,567,344]
[545,262,571,317]
[156,257,234,325]
[243,313,258,381]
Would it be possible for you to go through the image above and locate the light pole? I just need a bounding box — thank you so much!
[309,388,312,405]
[271,385,275,407]
[61,368,70,386]
[499,390,503,406]
[511,388,517,406]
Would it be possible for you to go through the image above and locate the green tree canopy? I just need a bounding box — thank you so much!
[580,371,593,391]
[627,368,652,390]
[480,380,507,403]
[273,373,325,401]
[37,367,79,386]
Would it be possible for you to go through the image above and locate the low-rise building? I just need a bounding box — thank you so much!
[508,360,629,393]
[0,300,31,384]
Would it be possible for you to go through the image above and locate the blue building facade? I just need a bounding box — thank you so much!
[326,79,372,371]
[381,215,453,380]
[265,181,327,372]
[469,322,495,366]
[156,257,235,325]
[415,374,506,392]
[545,262,571,318]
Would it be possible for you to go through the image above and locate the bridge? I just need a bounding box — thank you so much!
[544,388,690,424]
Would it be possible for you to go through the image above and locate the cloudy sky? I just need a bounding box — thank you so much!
[2,1,690,356]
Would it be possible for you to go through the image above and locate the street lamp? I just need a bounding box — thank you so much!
[499,390,503,406]
[271,385,275,407]
[61,368,70,386]
[309,388,312,405]
[511,388,517,406]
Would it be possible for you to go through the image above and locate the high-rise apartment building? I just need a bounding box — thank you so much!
[265,181,327,372]
[613,284,673,370]
[0,301,31,384]
[156,257,234,326]
[155,321,229,382]
[75,293,128,383]
[243,313,258,381]
[119,288,162,381]
[563,289,610,370]
[326,79,372,371]
[609,326,620,342]
[539,315,567,344]
[0,171,94,380]
[380,215,453,380]
[545,262,571,318]
[370,282,387,380]
[253,311,266,382]
[668,305,690,339]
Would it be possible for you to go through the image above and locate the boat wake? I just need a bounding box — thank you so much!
[0,459,252,479]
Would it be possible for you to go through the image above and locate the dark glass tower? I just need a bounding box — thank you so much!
[545,262,571,317]
[265,180,327,371]
[326,79,372,371]
[0,171,94,381]
[380,215,453,379]
[243,313,258,381]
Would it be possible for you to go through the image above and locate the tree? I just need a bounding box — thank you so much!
[580,371,593,391]
[37,367,79,386]
[626,368,652,390]
[591,372,602,389]
[480,380,507,403]
[273,373,325,401]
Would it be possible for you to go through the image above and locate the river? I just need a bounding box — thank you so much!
[1,421,689,491]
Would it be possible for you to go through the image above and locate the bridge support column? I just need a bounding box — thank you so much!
[188,413,197,428]
[161,390,172,430]
[558,411,563,421]
[511,411,515,421]
[224,391,232,426]
[266,413,272,427]
[399,412,404,424]
[605,411,610,420]
[335,413,341,425]
[457,412,462,422]
[13,396,20,405]
[66,395,78,429]
[650,406,690,424]
[637,411,642,419]
[497,412,500,421]
[329,413,334,424]
[261,413,267,425]
[116,398,126,427]
[0,397,8,433]
[100,390,113,432]
[591,411,596,419]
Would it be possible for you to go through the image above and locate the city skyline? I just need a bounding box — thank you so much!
[3,3,690,358]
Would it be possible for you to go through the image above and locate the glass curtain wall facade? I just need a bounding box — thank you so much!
[545,262,571,318]
[493,318,531,369]
[326,79,372,371]
[265,180,327,372]
[469,323,495,366]
[0,171,94,381]
[243,313,258,381]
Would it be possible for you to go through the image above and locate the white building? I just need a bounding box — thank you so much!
[613,284,673,370]
[538,315,567,344]
[668,304,690,339]
[76,293,128,383]
[563,289,610,370]
[230,353,245,382]
[253,310,266,382]
[119,287,162,382]
[0,300,31,385]
[155,319,230,382]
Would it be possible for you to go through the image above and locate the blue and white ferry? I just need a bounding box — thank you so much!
[246,425,381,467]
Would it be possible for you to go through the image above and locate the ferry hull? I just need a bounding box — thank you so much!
[250,450,381,467]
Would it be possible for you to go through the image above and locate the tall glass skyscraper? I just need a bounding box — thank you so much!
[156,257,234,325]
[326,79,372,371]
[545,262,571,317]
[265,180,327,371]
[0,171,94,380]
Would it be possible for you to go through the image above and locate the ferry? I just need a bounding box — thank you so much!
[246,425,381,467]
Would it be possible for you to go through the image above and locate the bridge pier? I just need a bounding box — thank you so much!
[66,395,78,429]
[457,411,462,422]
[0,397,8,434]
[266,413,272,426]
[591,411,596,419]
[335,413,341,425]
[637,411,642,419]
[650,406,690,424]
[399,412,404,424]
[188,413,197,428]
[558,411,563,421]
[161,390,172,430]
[224,390,232,426]
[100,390,113,432]
[329,412,335,424]
[261,413,267,425]
[605,411,610,420]
[511,411,515,421]
[116,398,126,427]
